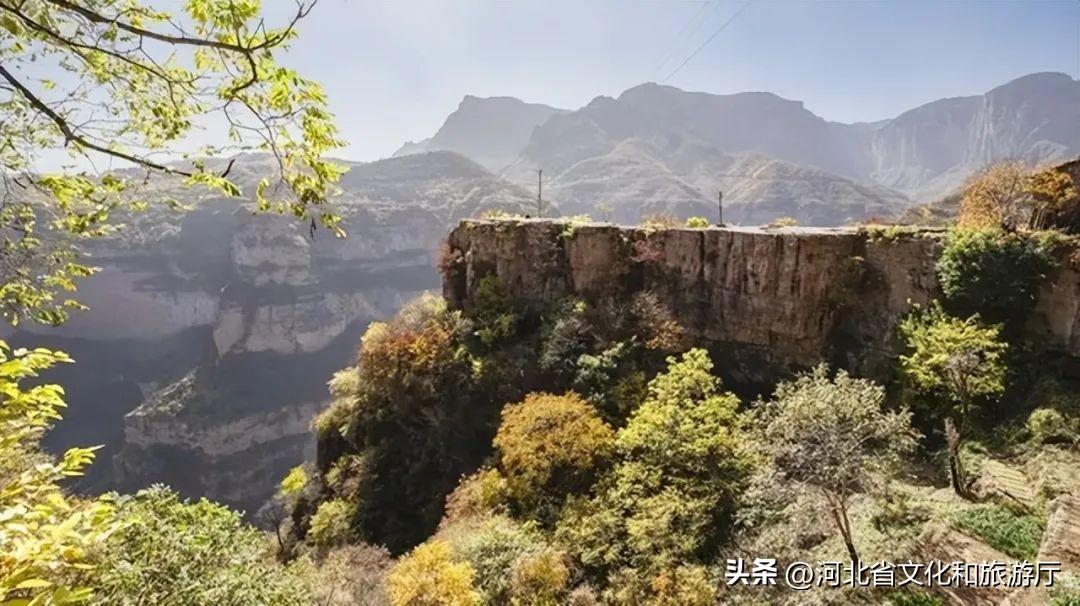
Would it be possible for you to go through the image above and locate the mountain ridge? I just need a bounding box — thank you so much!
[394,72,1080,223]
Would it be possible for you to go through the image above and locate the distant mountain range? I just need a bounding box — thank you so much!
[394,72,1080,225]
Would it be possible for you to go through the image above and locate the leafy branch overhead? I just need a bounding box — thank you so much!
[0,0,345,325]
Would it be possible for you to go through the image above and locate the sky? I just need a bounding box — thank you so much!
[269,0,1080,163]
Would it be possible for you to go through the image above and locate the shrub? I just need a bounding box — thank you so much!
[439,515,548,604]
[629,292,684,352]
[610,371,649,420]
[951,505,1044,560]
[0,342,115,606]
[307,544,392,606]
[279,465,309,502]
[603,565,716,606]
[1028,408,1073,444]
[325,454,367,498]
[444,468,509,524]
[538,300,592,375]
[508,549,570,605]
[87,486,311,605]
[471,275,520,347]
[308,499,356,548]
[559,215,593,239]
[387,540,480,606]
[641,213,679,230]
[685,216,710,228]
[495,392,615,517]
[767,216,798,228]
[936,228,1057,320]
[573,342,632,409]
[1049,573,1080,606]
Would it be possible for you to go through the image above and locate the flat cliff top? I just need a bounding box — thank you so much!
[457,217,947,238]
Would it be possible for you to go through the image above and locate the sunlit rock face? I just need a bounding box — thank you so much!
[445,219,1080,388]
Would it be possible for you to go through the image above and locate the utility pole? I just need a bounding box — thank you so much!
[717,190,724,227]
[536,169,543,217]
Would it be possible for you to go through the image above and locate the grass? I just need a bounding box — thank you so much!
[950,504,1045,560]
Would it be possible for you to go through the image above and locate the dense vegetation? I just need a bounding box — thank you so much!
[279,160,1080,605]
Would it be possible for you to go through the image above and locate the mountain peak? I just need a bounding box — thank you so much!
[989,72,1077,96]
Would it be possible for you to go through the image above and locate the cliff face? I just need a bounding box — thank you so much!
[17,199,439,513]
[445,220,1080,386]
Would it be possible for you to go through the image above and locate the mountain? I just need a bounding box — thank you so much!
[393,96,567,171]
[395,72,1080,223]
[542,136,902,225]
[19,152,533,513]
[870,72,1080,199]
[523,83,872,180]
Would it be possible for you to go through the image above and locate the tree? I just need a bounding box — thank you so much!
[0,340,114,605]
[956,160,1079,231]
[899,303,1007,497]
[494,392,615,519]
[754,365,918,563]
[557,349,751,577]
[935,228,1057,322]
[386,540,480,606]
[436,514,556,605]
[0,0,344,326]
[0,1,340,601]
[957,161,1034,230]
[1028,164,1079,232]
[86,486,312,605]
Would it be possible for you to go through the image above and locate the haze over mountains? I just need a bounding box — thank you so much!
[396,71,1080,225]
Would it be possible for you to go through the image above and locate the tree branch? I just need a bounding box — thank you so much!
[0,64,191,176]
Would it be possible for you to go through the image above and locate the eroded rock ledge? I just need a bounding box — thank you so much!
[444,219,1079,385]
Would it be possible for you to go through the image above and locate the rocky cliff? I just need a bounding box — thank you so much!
[14,152,534,514]
[444,219,1080,387]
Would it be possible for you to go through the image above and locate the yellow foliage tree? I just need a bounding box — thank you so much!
[0,341,115,604]
[957,161,1033,229]
[494,392,615,516]
[387,540,480,606]
[957,160,1079,231]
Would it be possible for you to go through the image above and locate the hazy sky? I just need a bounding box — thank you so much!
[153,1,1080,164]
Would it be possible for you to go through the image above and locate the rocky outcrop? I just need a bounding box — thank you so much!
[444,219,1080,385]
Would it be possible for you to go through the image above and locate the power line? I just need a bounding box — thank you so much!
[662,0,756,83]
[653,1,717,75]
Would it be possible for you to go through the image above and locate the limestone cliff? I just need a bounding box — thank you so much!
[444,220,1080,386]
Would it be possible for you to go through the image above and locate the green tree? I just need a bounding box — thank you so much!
[86,485,312,605]
[0,0,343,326]
[557,349,751,577]
[437,515,553,605]
[494,392,615,520]
[936,228,1057,322]
[754,365,919,562]
[307,498,356,549]
[899,302,1007,497]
